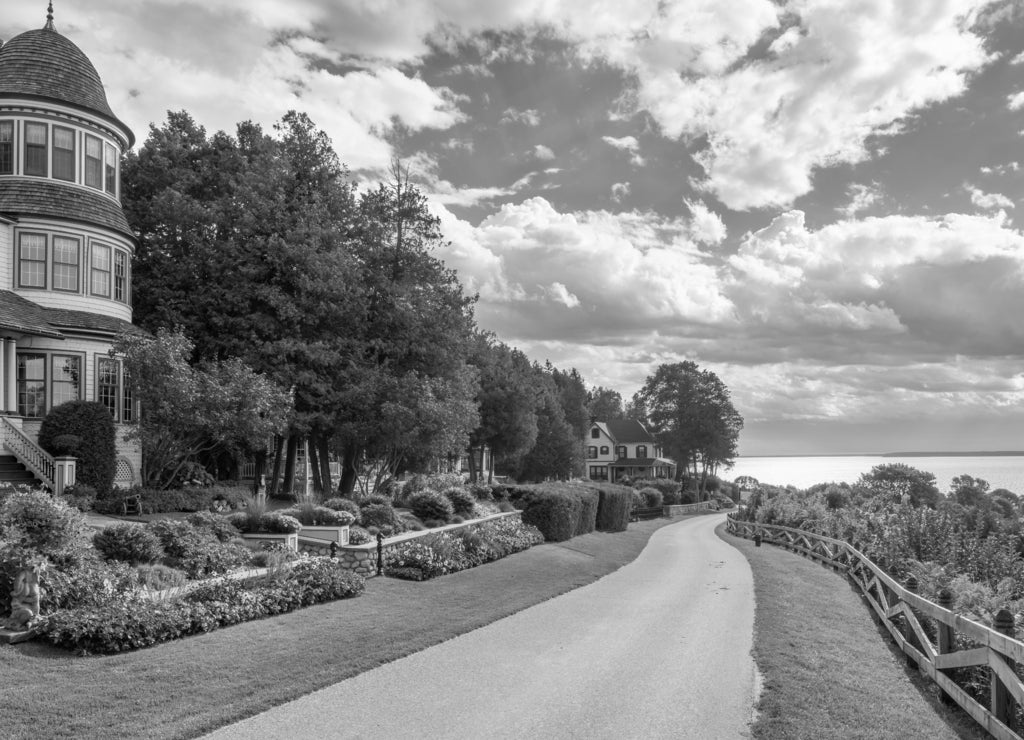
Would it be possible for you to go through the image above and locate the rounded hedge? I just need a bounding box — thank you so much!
[94,523,164,564]
[38,400,116,496]
[443,487,476,518]
[407,491,454,524]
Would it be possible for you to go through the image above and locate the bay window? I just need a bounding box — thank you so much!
[18,233,46,288]
[0,121,12,174]
[17,354,46,418]
[53,126,75,181]
[85,135,102,189]
[24,122,47,176]
[114,250,128,302]
[51,355,81,407]
[53,236,79,291]
[104,143,117,195]
[97,357,118,417]
[91,243,111,296]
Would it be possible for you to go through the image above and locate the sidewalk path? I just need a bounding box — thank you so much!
[204,513,757,739]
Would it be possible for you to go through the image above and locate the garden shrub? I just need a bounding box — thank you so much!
[60,484,97,512]
[639,487,663,508]
[323,497,362,524]
[93,523,164,564]
[135,563,188,590]
[38,401,116,496]
[510,484,598,542]
[279,503,354,527]
[408,491,454,524]
[596,486,633,532]
[41,557,365,654]
[0,488,87,556]
[359,501,403,534]
[186,511,241,542]
[261,513,302,534]
[146,520,252,578]
[40,554,140,611]
[347,526,372,545]
[443,487,477,518]
[468,483,493,501]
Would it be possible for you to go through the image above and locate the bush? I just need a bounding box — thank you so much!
[279,503,354,527]
[468,483,493,501]
[639,487,663,508]
[348,526,372,545]
[323,497,362,524]
[596,486,633,532]
[49,434,82,456]
[443,487,477,518]
[186,511,241,542]
[38,401,116,496]
[508,484,599,542]
[60,484,97,512]
[146,520,252,578]
[135,563,188,590]
[93,523,164,564]
[0,488,87,556]
[40,554,140,612]
[359,501,403,533]
[408,491,454,524]
[261,513,302,534]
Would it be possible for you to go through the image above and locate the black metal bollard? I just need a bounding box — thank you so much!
[376,532,384,576]
[754,532,762,547]
[330,541,338,559]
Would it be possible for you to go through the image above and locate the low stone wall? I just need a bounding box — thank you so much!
[334,511,522,578]
[664,501,716,517]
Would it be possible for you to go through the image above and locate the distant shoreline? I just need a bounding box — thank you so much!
[738,451,1024,459]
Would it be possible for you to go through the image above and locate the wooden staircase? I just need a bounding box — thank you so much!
[0,454,43,487]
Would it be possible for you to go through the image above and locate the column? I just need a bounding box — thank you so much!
[5,338,16,414]
[0,339,5,414]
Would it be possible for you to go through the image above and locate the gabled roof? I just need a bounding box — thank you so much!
[0,180,134,239]
[601,418,657,444]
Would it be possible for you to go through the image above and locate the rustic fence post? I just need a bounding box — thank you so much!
[904,575,919,669]
[992,608,1015,727]
[376,532,384,577]
[935,588,956,706]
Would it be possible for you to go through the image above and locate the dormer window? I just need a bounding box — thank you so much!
[85,135,102,189]
[591,428,600,438]
[53,126,75,181]
[0,122,12,174]
[24,122,47,176]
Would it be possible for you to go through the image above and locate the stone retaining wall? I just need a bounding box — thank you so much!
[334,511,522,577]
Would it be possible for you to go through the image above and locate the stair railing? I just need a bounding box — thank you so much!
[0,417,55,490]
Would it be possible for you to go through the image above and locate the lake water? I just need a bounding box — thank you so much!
[725,455,1024,494]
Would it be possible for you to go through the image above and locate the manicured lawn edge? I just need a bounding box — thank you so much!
[2,517,682,740]
[719,524,988,740]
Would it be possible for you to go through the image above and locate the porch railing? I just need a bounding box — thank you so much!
[0,416,55,490]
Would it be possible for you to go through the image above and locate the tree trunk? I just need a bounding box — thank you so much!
[267,435,284,497]
[316,434,333,496]
[281,435,298,499]
[468,446,478,483]
[308,439,323,496]
[340,445,360,497]
[251,449,266,497]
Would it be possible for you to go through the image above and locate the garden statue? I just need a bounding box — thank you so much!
[3,561,45,631]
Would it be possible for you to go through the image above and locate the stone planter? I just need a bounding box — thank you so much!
[239,532,299,551]
[299,525,350,545]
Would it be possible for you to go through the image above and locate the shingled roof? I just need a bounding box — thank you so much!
[604,419,657,444]
[0,179,134,239]
[0,26,132,132]
[0,290,63,338]
[44,306,146,337]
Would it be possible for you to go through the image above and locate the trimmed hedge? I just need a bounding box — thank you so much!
[596,485,633,532]
[508,483,599,542]
[93,523,164,565]
[38,401,116,496]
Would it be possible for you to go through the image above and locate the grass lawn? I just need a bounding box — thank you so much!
[0,517,681,740]
[721,525,989,740]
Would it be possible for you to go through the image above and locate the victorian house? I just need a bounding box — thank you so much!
[0,7,141,488]
[584,419,676,483]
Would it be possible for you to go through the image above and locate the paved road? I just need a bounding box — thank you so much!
[204,513,758,739]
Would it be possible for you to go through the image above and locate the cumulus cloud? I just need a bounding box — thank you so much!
[611,182,631,202]
[1009,92,1024,111]
[602,135,645,166]
[533,144,556,160]
[501,108,541,126]
[684,199,727,245]
[838,183,883,218]
[967,185,1016,210]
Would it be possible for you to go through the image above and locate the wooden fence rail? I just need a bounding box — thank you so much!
[726,516,1024,739]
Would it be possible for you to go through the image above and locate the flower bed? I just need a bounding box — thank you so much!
[41,557,364,654]
[383,515,543,580]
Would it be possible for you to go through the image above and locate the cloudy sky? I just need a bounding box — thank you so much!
[6,1,1024,455]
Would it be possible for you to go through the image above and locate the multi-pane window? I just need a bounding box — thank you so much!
[589,466,608,481]
[52,236,79,291]
[104,143,117,195]
[121,365,133,423]
[587,446,597,459]
[98,357,119,418]
[591,428,600,438]
[0,121,12,174]
[24,122,47,176]
[85,135,102,189]
[51,355,80,407]
[17,354,46,418]
[52,126,75,181]
[600,445,609,455]
[114,250,128,302]
[91,243,111,296]
[18,233,46,288]
[616,445,627,459]
[636,445,648,459]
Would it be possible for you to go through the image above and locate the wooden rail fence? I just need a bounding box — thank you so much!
[727,516,1024,739]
